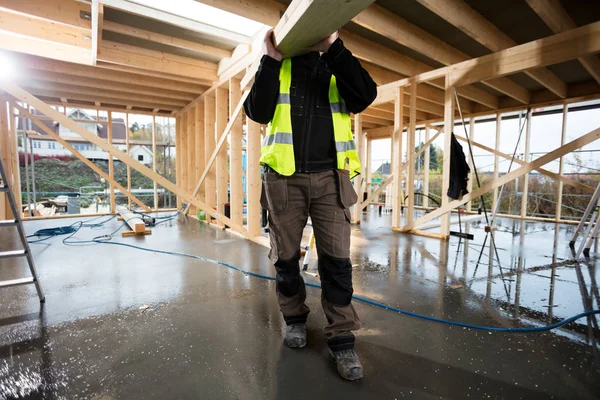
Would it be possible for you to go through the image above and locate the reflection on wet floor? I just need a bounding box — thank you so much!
[0,211,599,399]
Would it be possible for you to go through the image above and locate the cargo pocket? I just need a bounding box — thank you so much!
[262,173,288,213]
[336,170,358,209]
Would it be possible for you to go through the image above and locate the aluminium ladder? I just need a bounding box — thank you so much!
[0,155,45,302]
[570,181,600,259]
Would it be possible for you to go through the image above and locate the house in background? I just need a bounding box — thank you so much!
[17,108,153,165]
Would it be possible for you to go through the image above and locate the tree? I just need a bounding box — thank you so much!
[415,142,442,171]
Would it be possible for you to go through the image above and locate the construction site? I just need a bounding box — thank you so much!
[0,0,599,397]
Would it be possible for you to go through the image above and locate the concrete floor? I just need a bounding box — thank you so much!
[0,208,599,399]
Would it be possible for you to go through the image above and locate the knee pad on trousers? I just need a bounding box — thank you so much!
[318,251,353,306]
[274,250,301,297]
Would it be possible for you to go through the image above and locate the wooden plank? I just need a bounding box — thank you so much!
[24,70,197,102]
[15,104,150,212]
[195,101,205,204]
[108,112,115,212]
[8,103,21,215]
[204,94,216,209]
[175,115,182,208]
[92,1,103,65]
[556,104,567,221]
[392,227,449,240]
[406,82,417,229]
[0,0,90,29]
[415,0,567,98]
[186,108,196,214]
[117,206,146,233]
[229,79,244,227]
[391,86,404,228]
[152,115,158,210]
[122,229,151,237]
[0,32,93,65]
[423,126,431,208]
[521,108,532,218]
[407,125,600,230]
[492,113,500,213]
[215,87,228,226]
[525,0,600,85]
[0,101,9,219]
[3,83,248,234]
[246,117,261,237]
[440,82,454,235]
[16,53,209,94]
[180,112,188,209]
[103,21,232,59]
[126,113,132,209]
[99,41,218,81]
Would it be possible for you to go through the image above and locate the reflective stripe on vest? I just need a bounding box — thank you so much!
[260,59,361,178]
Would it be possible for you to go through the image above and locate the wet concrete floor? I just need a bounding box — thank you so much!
[0,209,599,399]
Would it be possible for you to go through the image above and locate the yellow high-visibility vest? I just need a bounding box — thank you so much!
[260,58,361,178]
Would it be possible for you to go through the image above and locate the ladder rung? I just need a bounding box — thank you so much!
[0,219,18,228]
[0,277,35,289]
[0,249,26,259]
[0,185,9,192]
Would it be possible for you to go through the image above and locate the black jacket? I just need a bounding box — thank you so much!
[244,38,377,173]
[447,133,471,200]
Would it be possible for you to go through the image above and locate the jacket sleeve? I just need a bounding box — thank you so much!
[243,55,281,124]
[322,38,377,114]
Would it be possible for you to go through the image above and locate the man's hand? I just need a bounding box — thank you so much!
[308,31,339,53]
[263,29,283,61]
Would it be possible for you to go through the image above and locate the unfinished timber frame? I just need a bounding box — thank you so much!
[0,0,599,243]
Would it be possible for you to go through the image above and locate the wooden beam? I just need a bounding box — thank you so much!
[4,84,249,233]
[195,101,205,205]
[103,21,232,60]
[175,115,182,208]
[92,0,104,65]
[466,118,475,212]
[186,108,196,214]
[403,82,417,230]
[440,82,454,235]
[448,21,600,89]
[100,0,250,44]
[15,104,150,212]
[556,104,568,221]
[0,101,10,219]
[521,108,532,218]
[415,0,567,98]
[391,87,404,228]
[0,32,93,65]
[117,206,146,233]
[423,126,431,208]
[14,53,209,94]
[352,4,531,104]
[215,87,228,226]
[366,125,393,140]
[204,94,216,209]
[126,113,132,209]
[0,0,91,29]
[525,0,600,85]
[229,79,244,227]
[108,112,115,212]
[21,80,189,108]
[23,87,181,112]
[360,175,393,210]
[246,117,262,237]
[99,41,218,81]
[407,125,600,230]
[23,70,196,101]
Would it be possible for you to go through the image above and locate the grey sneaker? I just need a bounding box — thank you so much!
[329,349,364,381]
[285,324,307,348]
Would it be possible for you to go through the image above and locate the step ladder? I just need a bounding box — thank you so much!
[0,155,45,302]
[570,181,600,259]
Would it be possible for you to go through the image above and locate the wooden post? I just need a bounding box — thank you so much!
[556,104,567,222]
[195,101,205,205]
[492,113,501,213]
[229,79,243,227]
[365,138,372,196]
[423,125,430,208]
[175,115,182,208]
[108,111,115,212]
[391,86,404,228]
[0,101,9,219]
[216,87,228,226]
[152,114,159,210]
[441,79,455,236]
[247,117,261,237]
[126,113,132,209]
[204,94,216,209]
[180,112,189,210]
[466,118,475,212]
[8,104,21,215]
[404,82,417,229]
[186,107,196,215]
[352,113,363,224]
[521,108,532,218]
